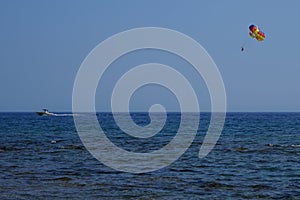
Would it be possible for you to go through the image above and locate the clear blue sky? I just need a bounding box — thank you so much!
[0,0,299,112]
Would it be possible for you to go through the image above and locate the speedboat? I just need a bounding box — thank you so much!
[36,109,56,116]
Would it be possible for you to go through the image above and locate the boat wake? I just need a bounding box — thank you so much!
[54,113,81,117]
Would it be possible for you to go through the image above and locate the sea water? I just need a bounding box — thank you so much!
[0,112,299,199]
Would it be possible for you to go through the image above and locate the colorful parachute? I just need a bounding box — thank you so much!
[249,24,265,41]
[241,24,265,51]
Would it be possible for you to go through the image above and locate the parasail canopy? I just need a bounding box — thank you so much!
[249,24,265,41]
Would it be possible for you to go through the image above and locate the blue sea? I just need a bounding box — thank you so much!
[1,112,300,199]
